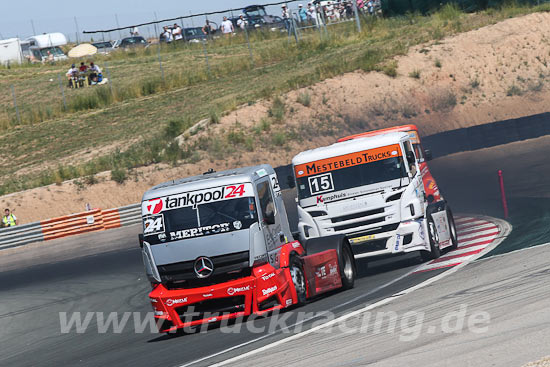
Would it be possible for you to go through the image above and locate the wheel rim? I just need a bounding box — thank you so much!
[290,264,306,296]
[343,249,354,281]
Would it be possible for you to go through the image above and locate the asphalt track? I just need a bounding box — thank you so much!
[3,135,550,367]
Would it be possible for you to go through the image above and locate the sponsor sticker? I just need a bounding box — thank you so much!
[165,297,188,307]
[233,220,242,230]
[170,223,230,241]
[294,144,403,178]
[349,234,375,244]
[394,234,401,252]
[142,183,254,214]
[227,286,251,295]
[262,286,278,296]
[261,273,275,281]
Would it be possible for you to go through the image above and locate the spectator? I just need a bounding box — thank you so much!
[66,63,78,86]
[298,4,308,24]
[307,2,318,26]
[237,14,248,30]
[172,23,183,41]
[79,62,88,72]
[130,26,139,36]
[2,208,18,227]
[281,4,291,31]
[161,26,173,43]
[220,16,234,35]
[89,62,102,83]
[357,0,365,13]
[202,20,214,36]
[46,50,54,63]
[367,0,374,15]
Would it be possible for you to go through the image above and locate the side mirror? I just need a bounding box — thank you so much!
[424,149,433,161]
[287,175,296,189]
[406,151,416,164]
[138,234,144,248]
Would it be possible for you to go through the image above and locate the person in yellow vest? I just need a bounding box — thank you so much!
[2,208,18,227]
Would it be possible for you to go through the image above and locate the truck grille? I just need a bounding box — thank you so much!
[176,296,247,323]
[331,208,385,224]
[158,251,250,289]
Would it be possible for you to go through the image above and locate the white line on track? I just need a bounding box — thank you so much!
[456,220,490,229]
[444,244,488,256]
[458,228,498,240]
[458,235,498,247]
[457,223,497,232]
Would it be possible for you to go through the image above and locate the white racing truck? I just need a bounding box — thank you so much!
[291,125,458,261]
[139,165,356,333]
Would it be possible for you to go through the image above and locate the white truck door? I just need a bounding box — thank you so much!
[256,179,285,268]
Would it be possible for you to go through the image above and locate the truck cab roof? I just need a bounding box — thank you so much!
[292,132,409,166]
[142,164,274,201]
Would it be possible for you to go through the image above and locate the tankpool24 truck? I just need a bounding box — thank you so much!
[292,124,457,261]
[139,165,355,333]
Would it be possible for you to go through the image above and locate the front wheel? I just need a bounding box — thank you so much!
[447,208,458,250]
[340,244,355,290]
[289,257,307,305]
[421,215,441,261]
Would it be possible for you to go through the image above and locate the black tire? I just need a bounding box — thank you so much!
[421,215,441,261]
[289,256,307,305]
[447,208,458,250]
[340,244,355,290]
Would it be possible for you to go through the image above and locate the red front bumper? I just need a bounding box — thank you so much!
[149,263,296,333]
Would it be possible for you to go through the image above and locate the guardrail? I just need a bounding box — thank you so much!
[0,204,142,251]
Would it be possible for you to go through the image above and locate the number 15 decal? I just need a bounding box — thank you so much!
[308,173,334,195]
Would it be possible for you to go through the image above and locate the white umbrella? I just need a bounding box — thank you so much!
[68,43,98,58]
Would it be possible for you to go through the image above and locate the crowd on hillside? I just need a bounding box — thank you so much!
[156,0,382,42]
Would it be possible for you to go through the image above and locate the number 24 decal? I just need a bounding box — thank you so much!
[225,184,246,198]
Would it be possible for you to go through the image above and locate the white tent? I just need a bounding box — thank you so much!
[0,38,23,65]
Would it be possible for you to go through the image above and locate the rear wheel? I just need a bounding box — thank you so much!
[421,215,441,261]
[340,244,355,290]
[289,257,307,305]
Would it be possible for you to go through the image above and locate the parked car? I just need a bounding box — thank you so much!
[113,36,148,49]
[182,27,208,43]
[92,41,114,54]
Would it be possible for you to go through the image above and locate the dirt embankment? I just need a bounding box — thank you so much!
[3,12,550,223]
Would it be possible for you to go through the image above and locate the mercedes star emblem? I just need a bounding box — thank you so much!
[194,256,214,278]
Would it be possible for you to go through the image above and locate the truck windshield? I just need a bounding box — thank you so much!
[295,144,407,201]
[143,197,258,245]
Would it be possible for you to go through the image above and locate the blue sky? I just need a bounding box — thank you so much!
[1,0,297,41]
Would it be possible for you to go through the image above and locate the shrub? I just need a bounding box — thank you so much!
[297,92,311,107]
[268,97,285,123]
[382,61,398,78]
[271,132,286,146]
[434,59,442,68]
[111,166,127,184]
[209,109,220,124]
[409,69,421,79]
[430,89,457,111]
[506,84,523,96]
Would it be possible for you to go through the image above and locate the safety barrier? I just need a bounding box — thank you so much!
[0,221,44,250]
[0,204,143,250]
